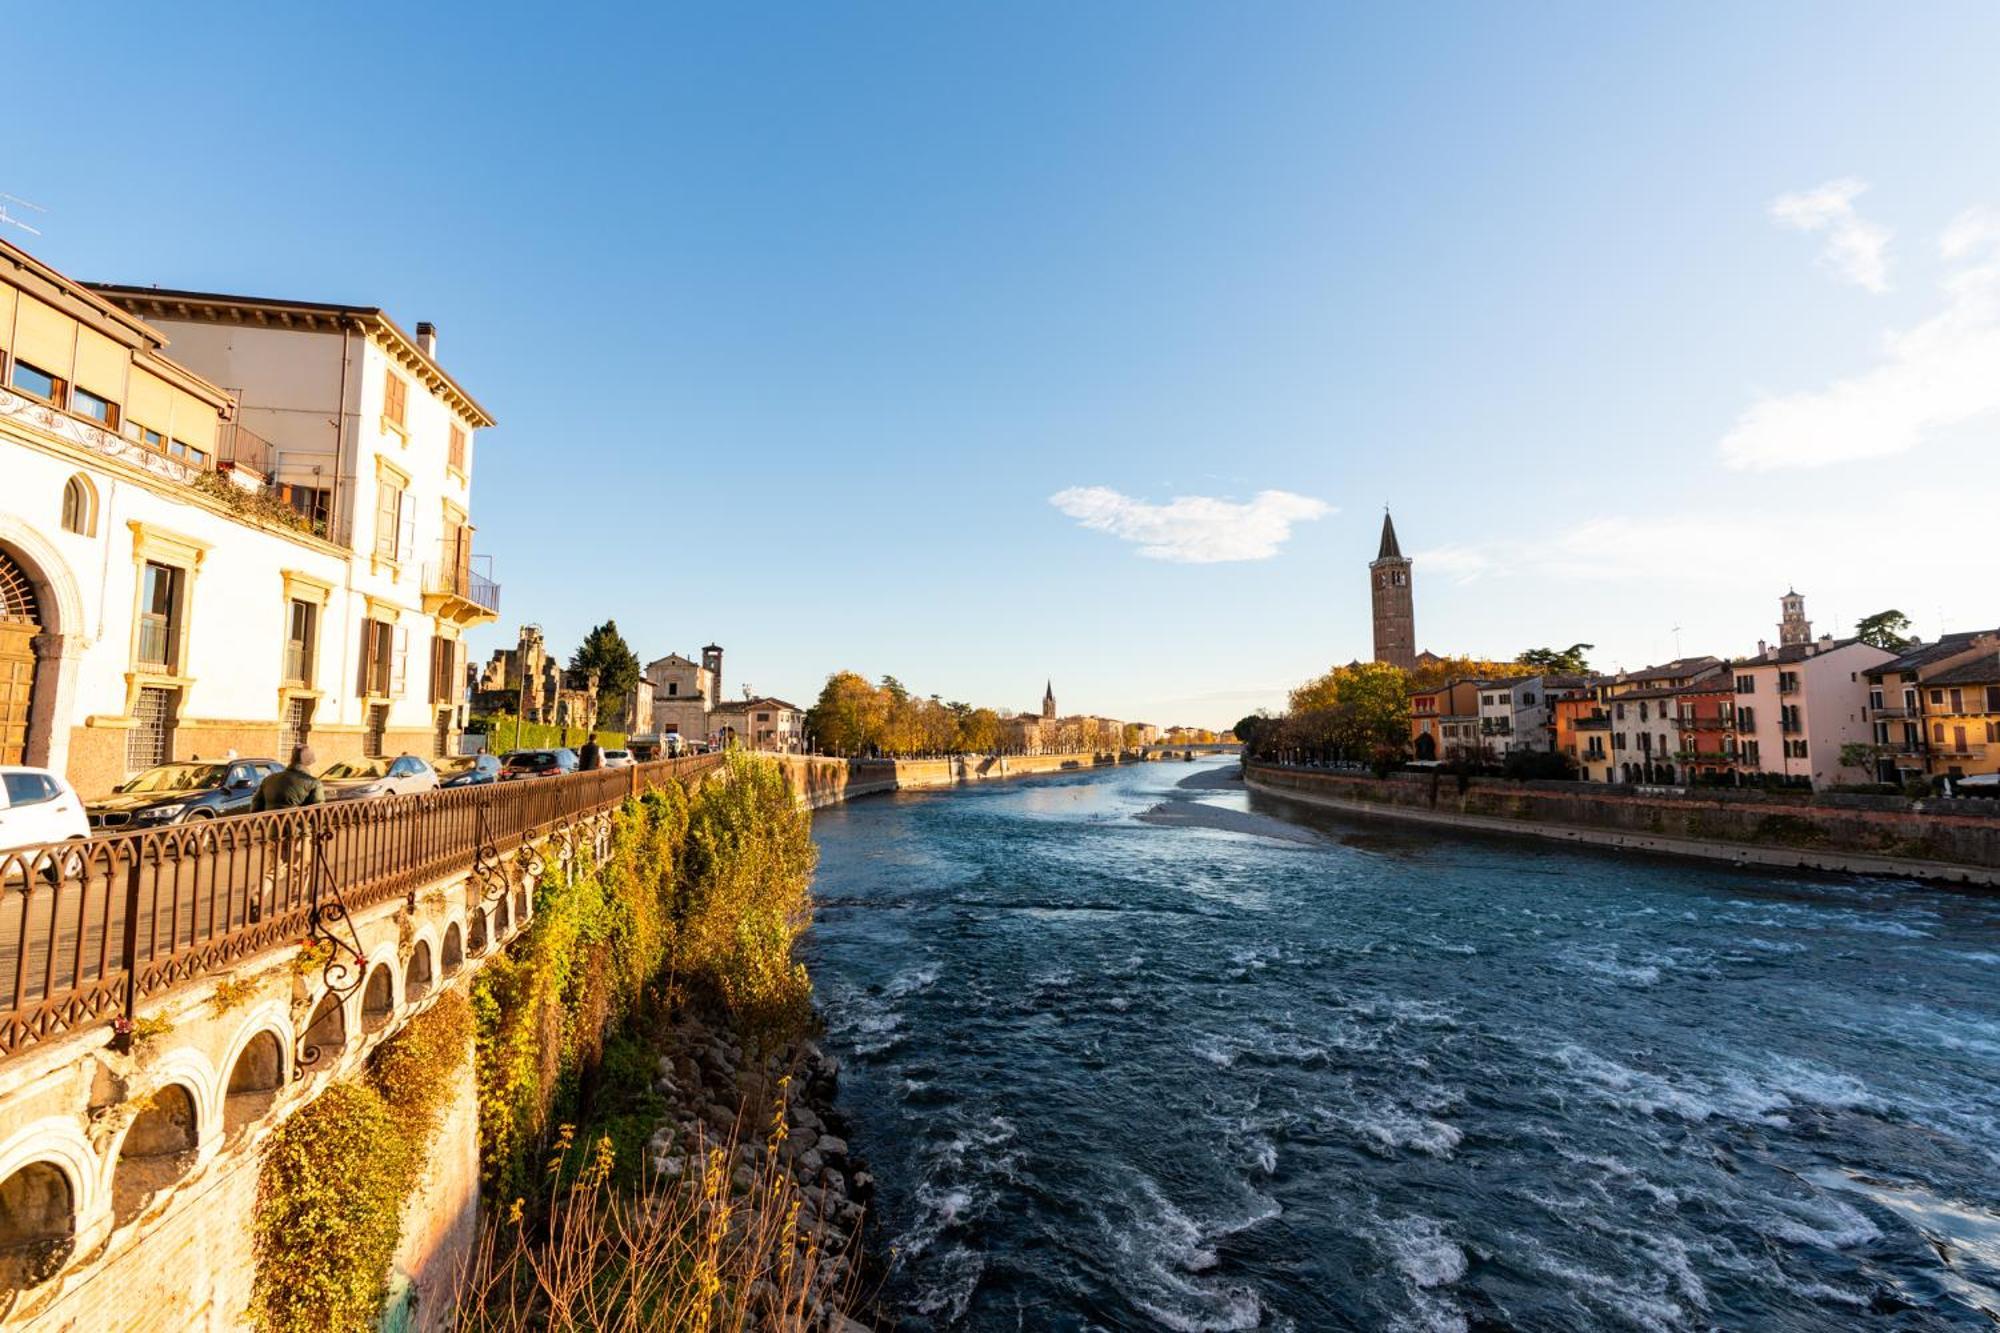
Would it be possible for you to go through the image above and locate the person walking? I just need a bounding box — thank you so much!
[577,735,603,772]
[254,745,325,810]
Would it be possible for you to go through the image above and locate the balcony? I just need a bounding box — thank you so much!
[136,616,174,671]
[422,546,501,627]
[283,638,311,686]
[216,419,275,478]
[1871,706,1915,719]
[1676,715,1734,732]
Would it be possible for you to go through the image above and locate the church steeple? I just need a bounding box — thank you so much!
[1377,510,1403,561]
[1369,508,1416,672]
[1042,680,1056,720]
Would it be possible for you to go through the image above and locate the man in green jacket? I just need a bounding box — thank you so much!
[253,745,324,811]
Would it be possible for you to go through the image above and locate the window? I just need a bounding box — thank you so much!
[448,424,466,472]
[383,371,407,430]
[167,439,210,469]
[1735,674,1754,694]
[429,636,461,705]
[1,772,57,806]
[277,483,330,534]
[129,423,166,451]
[284,599,316,684]
[1930,689,1944,705]
[9,359,62,404]
[1949,689,1964,714]
[1742,740,1760,765]
[1988,687,2000,713]
[667,682,678,696]
[71,386,118,428]
[374,476,408,563]
[60,475,97,536]
[359,619,395,697]
[137,562,181,670]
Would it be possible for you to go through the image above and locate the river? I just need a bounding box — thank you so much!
[803,758,2000,1331]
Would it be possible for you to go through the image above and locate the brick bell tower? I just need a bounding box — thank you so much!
[1370,509,1416,671]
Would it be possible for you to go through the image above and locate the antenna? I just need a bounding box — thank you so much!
[1671,624,1683,658]
[0,193,46,237]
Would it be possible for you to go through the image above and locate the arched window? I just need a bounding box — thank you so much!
[0,1161,74,1289]
[300,992,347,1073]
[224,1031,285,1141]
[60,475,97,537]
[405,940,433,1003]
[441,922,464,976]
[113,1084,199,1224]
[361,964,395,1032]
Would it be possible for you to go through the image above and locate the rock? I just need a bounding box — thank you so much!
[817,1134,849,1162]
[731,1166,754,1195]
[790,1126,819,1154]
[851,1171,874,1197]
[790,1105,822,1133]
[799,1149,824,1176]
[655,1155,685,1178]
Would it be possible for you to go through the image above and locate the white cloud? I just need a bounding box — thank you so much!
[1049,486,1330,563]
[1720,202,2000,471]
[1770,177,1892,292]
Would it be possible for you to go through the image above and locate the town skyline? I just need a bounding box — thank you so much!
[7,5,1999,729]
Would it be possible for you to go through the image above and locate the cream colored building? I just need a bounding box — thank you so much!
[1729,612,1892,789]
[0,237,498,796]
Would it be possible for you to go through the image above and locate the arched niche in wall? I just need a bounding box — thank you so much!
[405,939,434,1003]
[0,1161,74,1290]
[441,922,464,976]
[111,1085,199,1226]
[360,964,395,1033]
[223,1032,285,1142]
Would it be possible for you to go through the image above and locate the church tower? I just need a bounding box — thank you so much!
[1777,590,1812,647]
[1042,680,1057,720]
[1370,510,1416,671]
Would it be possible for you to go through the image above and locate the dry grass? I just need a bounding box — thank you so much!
[454,1081,867,1332]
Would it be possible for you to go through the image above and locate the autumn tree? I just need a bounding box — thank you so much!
[806,671,887,755]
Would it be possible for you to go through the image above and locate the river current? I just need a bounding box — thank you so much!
[803,759,2000,1331]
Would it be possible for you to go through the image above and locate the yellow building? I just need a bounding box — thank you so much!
[1919,644,2000,779]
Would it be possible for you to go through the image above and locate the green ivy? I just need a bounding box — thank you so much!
[250,992,474,1333]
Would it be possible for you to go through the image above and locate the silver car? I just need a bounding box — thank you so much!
[319,755,440,801]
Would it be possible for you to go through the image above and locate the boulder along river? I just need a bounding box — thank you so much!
[803,758,2000,1331]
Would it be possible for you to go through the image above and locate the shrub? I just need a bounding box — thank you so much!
[251,993,474,1333]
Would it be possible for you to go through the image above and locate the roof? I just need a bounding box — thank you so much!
[1730,637,1865,667]
[1375,510,1404,562]
[1863,630,2000,678]
[1923,653,2000,687]
[89,282,495,428]
[0,238,232,410]
[711,696,804,714]
[1616,655,1725,683]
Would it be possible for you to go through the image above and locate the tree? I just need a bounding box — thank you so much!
[1854,610,1912,651]
[570,620,640,720]
[1518,643,1594,674]
[1408,655,1537,691]
[806,671,886,755]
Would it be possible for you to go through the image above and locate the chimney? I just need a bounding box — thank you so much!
[1757,639,1768,658]
[415,321,438,358]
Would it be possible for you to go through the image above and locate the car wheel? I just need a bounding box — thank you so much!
[188,810,217,820]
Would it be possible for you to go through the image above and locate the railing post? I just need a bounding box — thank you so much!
[119,843,144,1023]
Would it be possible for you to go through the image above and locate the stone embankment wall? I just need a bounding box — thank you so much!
[777,752,1123,810]
[1245,762,2000,888]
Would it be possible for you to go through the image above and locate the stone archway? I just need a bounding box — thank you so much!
[1414,732,1437,762]
[0,519,85,775]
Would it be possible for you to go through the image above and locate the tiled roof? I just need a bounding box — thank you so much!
[1731,637,1863,667]
[1922,654,2000,687]
[1863,630,2000,678]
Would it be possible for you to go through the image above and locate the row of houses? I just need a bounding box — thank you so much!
[1410,591,1999,789]
[0,237,499,797]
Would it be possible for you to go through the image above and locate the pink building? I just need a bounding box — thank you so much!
[1727,594,1892,789]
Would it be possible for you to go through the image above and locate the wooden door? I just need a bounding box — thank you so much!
[0,622,35,764]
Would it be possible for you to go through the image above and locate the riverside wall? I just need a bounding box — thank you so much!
[1244,762,2000,888]
[777,751,1125,811]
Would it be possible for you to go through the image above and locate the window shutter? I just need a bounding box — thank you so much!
[398,492,416,564]
[359,623,377,695]
[391,626,409,697]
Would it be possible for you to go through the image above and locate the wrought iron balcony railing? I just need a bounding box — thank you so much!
[0,753,724,1061]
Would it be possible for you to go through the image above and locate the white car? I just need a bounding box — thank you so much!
[600,749,634,769]
[319,755,440,802]
[0,766,90,851]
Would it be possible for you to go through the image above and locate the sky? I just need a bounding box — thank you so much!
[9,3,2000,729]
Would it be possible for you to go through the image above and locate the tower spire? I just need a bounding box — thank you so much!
[1377,509,1403,561]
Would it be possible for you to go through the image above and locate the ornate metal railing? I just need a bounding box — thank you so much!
[0,754,722,1059]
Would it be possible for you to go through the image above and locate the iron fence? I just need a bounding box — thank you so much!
[0,753,723,1059]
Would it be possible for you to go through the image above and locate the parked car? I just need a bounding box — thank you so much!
[600,748,634,769]
[0,767,89,851]
[1954,773,1999,796]
[437,754,502,788]
[86,759,282,829]
[499,749,578,781]
[320,755,440,801]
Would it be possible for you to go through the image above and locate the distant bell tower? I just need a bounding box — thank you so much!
[702,643,724,709]
[1042,680,1057,720]
[1778,590,1811,647]
[1370,510,1417,671]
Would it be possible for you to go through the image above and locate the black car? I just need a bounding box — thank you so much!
[498,749,578,781]
[437,754,502,788]
[87,759,282,830]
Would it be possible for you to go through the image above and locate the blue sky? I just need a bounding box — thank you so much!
[11,4,2000,727]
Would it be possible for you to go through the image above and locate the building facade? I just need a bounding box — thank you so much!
[1730,631,1891,789]
[0,241,496,795]
[1862,631,2000,782]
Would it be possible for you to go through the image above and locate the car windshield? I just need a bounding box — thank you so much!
[122,763,227,794]
[320,759,391,780]
[503,752,555,770]
[437,756,484,775]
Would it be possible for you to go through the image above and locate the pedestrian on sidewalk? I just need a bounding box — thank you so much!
[578,735,603,771]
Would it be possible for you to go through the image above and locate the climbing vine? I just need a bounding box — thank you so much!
[249,991,474,1333]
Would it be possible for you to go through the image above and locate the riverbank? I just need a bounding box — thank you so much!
[1245,760,2000,887]
[776,751,1130,810]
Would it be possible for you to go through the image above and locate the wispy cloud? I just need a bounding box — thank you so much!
[1720,202,2000,470]
[1049,486,1330,563]
[1770,177,1892,292]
